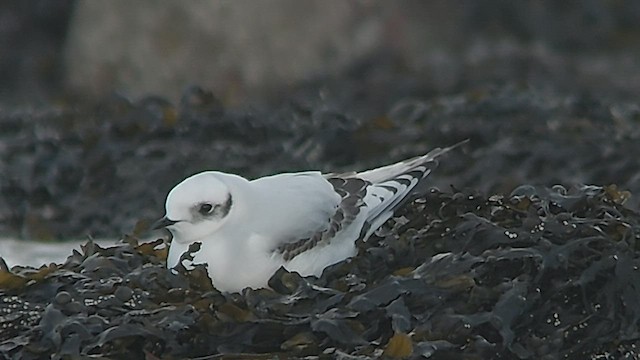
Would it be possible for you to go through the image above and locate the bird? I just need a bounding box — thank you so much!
[154,141,466,293]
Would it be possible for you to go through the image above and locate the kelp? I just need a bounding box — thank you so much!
[2,184,639,359]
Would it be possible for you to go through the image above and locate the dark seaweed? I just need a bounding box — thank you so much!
[2,82,640,240]
[2,185,639,359]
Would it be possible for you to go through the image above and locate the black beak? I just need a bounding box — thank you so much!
[152,216,178,230]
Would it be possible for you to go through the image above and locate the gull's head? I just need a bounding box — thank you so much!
[155,172,233,243]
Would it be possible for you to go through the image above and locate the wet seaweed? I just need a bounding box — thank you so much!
[2,184,639,359]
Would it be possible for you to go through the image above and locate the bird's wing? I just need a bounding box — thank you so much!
[248,172,342,251]
[253,140,466,261]
[329,140,467,240]
[275,177,369,261]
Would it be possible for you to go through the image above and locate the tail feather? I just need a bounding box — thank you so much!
[358,140,467,240]
[357,140,467,183]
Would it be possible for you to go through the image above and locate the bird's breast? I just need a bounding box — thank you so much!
[171,233,281,292]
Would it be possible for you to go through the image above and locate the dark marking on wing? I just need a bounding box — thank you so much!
[407,169,425,179]
[380,184,399,194]
[277,177,369,261]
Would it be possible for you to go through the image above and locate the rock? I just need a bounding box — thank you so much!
[64,0,392,102]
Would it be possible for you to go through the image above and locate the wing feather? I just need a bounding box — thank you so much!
[276,177,368,261]
[271,140,467,261]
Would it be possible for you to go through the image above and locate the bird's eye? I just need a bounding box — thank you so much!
[198,203,214,215]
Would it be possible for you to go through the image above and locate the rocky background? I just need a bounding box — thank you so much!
[1,1,640,358]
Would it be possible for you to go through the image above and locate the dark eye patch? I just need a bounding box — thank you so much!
[194,195,232,219]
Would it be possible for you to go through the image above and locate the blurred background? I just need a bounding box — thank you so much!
[1,0,640,265]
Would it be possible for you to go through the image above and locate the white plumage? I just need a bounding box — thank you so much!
[155,142,463,293]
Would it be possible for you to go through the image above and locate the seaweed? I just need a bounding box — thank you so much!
[2,185,639,359]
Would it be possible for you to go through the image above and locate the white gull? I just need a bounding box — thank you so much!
[154,142,464,292]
